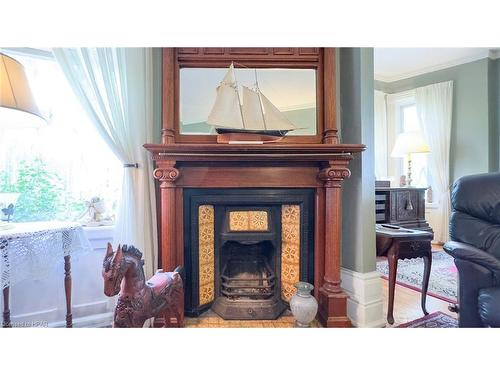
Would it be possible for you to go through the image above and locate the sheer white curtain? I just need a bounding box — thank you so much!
[416,81,453,243]
[374,90,388,179]
[53,48,158,277]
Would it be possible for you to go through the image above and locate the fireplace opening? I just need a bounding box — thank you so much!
[183,189,315,319]
[220,241,275,300]
[212,215,286,320]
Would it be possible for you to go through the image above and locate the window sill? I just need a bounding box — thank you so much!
[82,224,114,244]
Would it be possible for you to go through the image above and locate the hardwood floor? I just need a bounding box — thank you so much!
[379,244,458,327]
[381,278,457,327]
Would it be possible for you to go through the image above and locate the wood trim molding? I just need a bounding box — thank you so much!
[162,49,176,144]
[317,159,353,327]
[322,48,338,144]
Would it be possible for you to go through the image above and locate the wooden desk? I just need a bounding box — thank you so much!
[376,187,433,233]
[376,225,433,325]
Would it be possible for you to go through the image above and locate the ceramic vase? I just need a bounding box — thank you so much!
[290,281,318,327]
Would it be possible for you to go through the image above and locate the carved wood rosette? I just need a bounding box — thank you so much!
[317,160,352,327]
[153,162,180,271]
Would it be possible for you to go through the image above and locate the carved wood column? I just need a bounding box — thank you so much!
[153,161,180,271]
[162,48,175,144]
[322,48,338,145]
[317,160,351,327]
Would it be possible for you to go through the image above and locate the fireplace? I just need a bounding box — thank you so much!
[146,143,365,326]
[214,240,283,319]
[182,189,314,319]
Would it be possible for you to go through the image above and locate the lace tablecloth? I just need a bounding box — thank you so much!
[0,221,92,290]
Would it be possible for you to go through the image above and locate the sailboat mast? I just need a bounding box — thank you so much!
[254,68,267,130]
[233,63,246,129]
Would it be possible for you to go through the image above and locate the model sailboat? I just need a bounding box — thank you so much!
[207,63,298,143]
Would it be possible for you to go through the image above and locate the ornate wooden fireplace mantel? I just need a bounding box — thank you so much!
[144,47,365,327]
[144,143,365,327]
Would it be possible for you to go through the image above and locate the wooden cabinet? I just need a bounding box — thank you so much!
[375,187,432,233]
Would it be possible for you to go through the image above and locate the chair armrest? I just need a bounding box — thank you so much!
[444,241,500,272]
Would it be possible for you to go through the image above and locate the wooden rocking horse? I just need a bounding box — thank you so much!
[102,243,184,328]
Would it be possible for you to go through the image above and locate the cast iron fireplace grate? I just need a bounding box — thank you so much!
[220,254,275,300]
[212,240,285,320]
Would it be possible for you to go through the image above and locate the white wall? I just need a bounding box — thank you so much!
[1,226,116,328]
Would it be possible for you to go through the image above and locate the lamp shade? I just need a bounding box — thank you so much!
[0,52,44,121]
[391,131,430,157]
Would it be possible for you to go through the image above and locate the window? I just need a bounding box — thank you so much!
[384,91,430,190]
[399,104,429,188]
[0,49,122,223]
[400,103,429,188]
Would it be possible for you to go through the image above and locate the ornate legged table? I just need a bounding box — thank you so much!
[1,222,92,328]
[376,224,434,325]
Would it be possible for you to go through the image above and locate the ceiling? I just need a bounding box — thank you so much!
[374,48,499,82]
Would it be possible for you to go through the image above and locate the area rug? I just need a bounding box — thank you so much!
[376,251,458,304]
[397,311,458,328]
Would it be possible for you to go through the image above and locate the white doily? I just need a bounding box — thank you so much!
[1,221,92,289]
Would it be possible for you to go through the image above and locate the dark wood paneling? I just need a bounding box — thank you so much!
[176,166,321,188]
[273,48,295,55]
[177,48,199,55]
[228,47,269,55]
[202,48,224,55]
[299,48,320,55]
[176,47,321,62]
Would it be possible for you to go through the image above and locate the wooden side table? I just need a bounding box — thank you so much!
[1,222,91,328]
[376,225,434,325]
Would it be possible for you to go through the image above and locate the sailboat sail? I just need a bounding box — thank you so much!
[242,86,266,130]
[207,63,297,134]
[207,64,244,129]
[260,92,296,131]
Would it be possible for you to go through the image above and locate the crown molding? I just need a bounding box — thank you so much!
[375,49,499,83]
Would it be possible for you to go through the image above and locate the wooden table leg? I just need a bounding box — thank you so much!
[2,286,11,328]
[386,244,399,325]
[64,255,72,328]
[2,238,11,328]
[420,252,432,316]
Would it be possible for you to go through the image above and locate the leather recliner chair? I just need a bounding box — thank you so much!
[444,172,500,327]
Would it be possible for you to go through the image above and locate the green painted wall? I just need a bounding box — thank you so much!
[375,58,499,181]
[339,48,376,274]
[488,59,499,172]
[494,59,500,169]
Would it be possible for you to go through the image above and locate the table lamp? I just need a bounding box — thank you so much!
[391,130,430,187]
[0,52,45,123]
